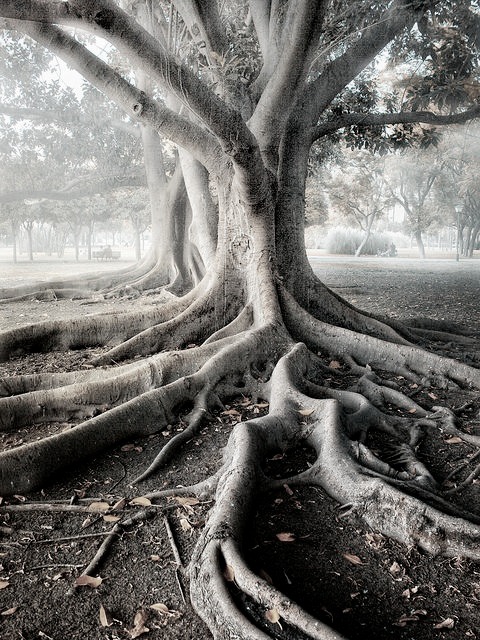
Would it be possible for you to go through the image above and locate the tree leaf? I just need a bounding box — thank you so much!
[74,574,102,588]
[329,360,342,369]
[434,618,455,629]
[1,606,18,616]
[445,436,463,444]
[129,496,151,506]
[99,604,113,627]
[0,580,9,590]
[343,553,364,565]
[276,532,295,542]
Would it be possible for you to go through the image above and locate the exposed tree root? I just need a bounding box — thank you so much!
[0,285,200,361]
[1,279,480,639]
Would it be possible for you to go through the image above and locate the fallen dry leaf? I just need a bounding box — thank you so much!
[265,608,281,626]
[428,392,438,400]
[121,443,136,451]
[0,580,9,590]
[174,496,200,507]
[111,498,127,511]
[445,436,463,445]
[150,603,170,615]
[343,553,364,566]
[129,496,152,506]
[87,501,110,513]
[179,517,193,532]
[283,483,294,496]
[329,360,342,369]
[129,609,149,638]
[74,574,102,588]
[1,606,18,616]
[99,604,113,627]
[223,565,235,582]
[389,561,403,577]
[276,532,295,542]
[298,407,315,416]
[103,514,121,523]
[150,603,181,619]
[394,614,420,627]
[434,618,455,629]
[221,408,241,417]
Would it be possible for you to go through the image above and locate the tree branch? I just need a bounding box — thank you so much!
[172,0,228,56]
[65,0,257,161]
[304,0,428,126]
[248,0,329,168]
[249,0,271,61]
[311,106,480,142]
[4,17,222,173]
[1,0,270,199]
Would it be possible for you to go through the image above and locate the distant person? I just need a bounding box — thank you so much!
[103,245,113,260]
[388,242,397,257]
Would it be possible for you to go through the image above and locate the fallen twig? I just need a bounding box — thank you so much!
[66,508,156,596]
[164,515,183,567]
[33,532,115,545]
[164,516,186,604]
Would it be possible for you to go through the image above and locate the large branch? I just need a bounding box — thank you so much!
[68,0,260,170]
[172,0,228,56]
[249,0,271,61]
[4,17,222,173]
[304,0,429,125]
[311,105,480,142]
[1,0,267,198]
[0,170,146,204]
[248,0,329,167]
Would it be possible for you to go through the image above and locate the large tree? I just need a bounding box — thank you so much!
[1,2,480,638]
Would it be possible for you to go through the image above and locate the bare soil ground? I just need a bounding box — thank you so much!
[0,256,479,640]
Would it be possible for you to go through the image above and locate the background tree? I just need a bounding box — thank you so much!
[328,150,393,256]
[1,3,480,639]
[384,148,443,258]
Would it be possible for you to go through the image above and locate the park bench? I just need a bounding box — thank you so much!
[92,249,121,261]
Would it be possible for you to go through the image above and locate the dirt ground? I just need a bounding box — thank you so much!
[0,256,480,640]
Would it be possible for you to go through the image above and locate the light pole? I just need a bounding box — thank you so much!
[455,205,461,262]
